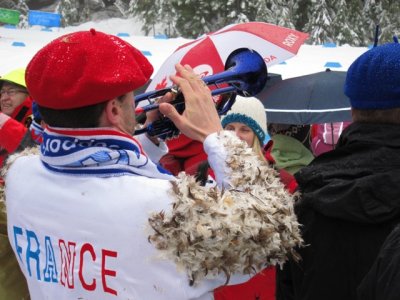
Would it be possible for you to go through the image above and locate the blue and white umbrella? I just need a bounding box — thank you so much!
[257,69,352,124]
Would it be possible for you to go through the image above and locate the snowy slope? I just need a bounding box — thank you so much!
[0,18,369,80]
[0,18,191,76]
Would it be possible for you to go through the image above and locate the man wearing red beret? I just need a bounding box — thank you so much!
[3,29,300,299]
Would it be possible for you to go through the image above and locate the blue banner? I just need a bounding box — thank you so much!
[28,10,61,27]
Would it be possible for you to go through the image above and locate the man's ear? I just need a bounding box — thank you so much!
[100,98,122,127]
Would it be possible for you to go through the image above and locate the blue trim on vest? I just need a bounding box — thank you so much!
[221,113,265,143]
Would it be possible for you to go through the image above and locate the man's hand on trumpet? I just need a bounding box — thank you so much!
[158,64,223,143]
[141,86,176,145]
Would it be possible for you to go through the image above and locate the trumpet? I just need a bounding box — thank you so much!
[134,48,268,139]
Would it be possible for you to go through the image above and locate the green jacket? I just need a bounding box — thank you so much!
[0,187,30,300]
[269,134,314,175]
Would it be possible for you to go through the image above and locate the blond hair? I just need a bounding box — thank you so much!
[252,137,267,162]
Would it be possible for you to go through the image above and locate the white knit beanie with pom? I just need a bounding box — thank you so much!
[221,96,267,143]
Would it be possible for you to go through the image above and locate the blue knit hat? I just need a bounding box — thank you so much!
[32,101,42,121]
[221,96,267,143]
[345,42,400,109]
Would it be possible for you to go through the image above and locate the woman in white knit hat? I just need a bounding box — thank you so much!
[221,95,268,161]
[196,96,276,300]
[196,96,268,185]
[196,95,269,184]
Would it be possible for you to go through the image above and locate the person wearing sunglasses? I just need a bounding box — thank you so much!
[0,68,31,122]
[0,68,32,300]
[0,68,34,168]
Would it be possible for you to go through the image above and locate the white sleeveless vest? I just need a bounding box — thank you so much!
[6,135,249,300]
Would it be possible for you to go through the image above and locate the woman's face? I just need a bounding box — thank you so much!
[224,122,255,147]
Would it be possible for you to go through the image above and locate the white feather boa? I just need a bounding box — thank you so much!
[148,131,303,285]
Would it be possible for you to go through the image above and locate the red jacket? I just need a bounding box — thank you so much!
[160,134,207,175]
[0,117,28,166]
[0,96,33,167]
[214,267,276,300]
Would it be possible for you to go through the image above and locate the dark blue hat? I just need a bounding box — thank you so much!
[345,42,400,109]
[32,101,42,121]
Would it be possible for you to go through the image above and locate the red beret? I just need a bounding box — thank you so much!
[26,29,153,109]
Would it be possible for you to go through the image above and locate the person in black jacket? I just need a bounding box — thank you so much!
[357,223,400,300]
[276,40,400,300]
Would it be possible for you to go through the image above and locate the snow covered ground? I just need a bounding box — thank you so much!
[0,17,369,81]
[0,18,190,77]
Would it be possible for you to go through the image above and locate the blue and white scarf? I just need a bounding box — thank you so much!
[40,127,173,180]
[29,119,44,144]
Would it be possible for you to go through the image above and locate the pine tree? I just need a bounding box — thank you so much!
[128,0,397,45]
[345,0,365,46]
[160,1,178,37]
[171,0,223,38]
[254,0,274,23]
[304,0,334,44]
[362,0,382,45]
[131,0,274,38]
[15,0,29,29]
[269,0,297,29]
[129,0,161,35]
[293,0,312,31]
[231,0,259,23]
[332,0,361,46]
[114,0,130,17]
[126,0,135,17]
[387,0,400,39]
[0,0,16,9]
[79,0,91,23]
[57,0,81,26]
[377,0,400,43]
